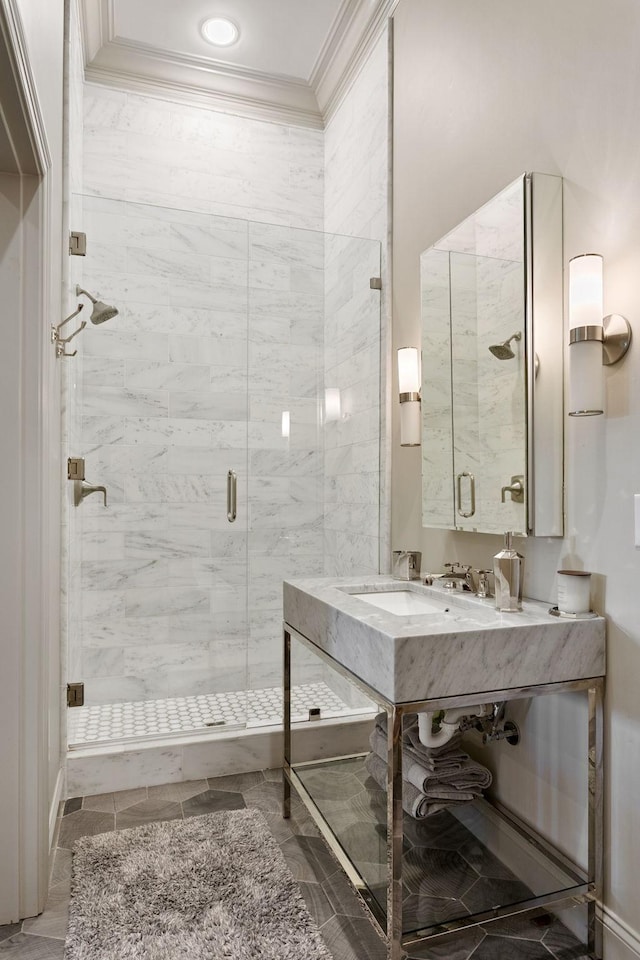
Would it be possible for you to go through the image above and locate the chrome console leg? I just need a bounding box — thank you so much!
[588,680,604,958]
[387,705,405,960]
[283,627,291,819]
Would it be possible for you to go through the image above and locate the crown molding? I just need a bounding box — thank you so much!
[78,0,398,129]
[80,0,113,65]
[85,66,323,129]
[313,0,400,122]
[84,29,322,127]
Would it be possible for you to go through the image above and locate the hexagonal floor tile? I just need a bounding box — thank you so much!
[404,847,479,899]
[182,789,245,818]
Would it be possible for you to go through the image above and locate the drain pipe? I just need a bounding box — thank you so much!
[417,704,492,749]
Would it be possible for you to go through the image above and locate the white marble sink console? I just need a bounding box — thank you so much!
[283,576,606,703]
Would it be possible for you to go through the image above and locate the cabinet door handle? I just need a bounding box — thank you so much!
[227,470,237,523]
[456,471,476,518]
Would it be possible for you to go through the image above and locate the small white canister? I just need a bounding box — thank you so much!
[557,570,592,615]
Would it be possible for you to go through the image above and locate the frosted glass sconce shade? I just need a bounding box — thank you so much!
[569,254,603,329]
[398,347,421,395]
[568,254,632,417]
[397,347,421,446]
[324,387,341,422]
[281,411,290,439]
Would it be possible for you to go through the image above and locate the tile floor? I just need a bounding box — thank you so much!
[0,772,590,960]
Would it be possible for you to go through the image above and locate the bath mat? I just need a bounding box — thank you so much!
[66,808,333,960]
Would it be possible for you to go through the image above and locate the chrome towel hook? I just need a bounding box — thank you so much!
[51,303,86,357]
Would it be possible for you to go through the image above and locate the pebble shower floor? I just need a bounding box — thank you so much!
[68,681,369,747]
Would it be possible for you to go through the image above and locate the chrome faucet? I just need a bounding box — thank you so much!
[441,563,475,592]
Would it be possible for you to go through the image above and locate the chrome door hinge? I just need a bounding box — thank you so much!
[67,682,84,707]
[69,231,87,256]
[369,277,382,290]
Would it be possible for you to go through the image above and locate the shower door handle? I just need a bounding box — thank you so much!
[227,470,237,523]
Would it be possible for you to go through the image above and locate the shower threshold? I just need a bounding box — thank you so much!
[67,680,374,750]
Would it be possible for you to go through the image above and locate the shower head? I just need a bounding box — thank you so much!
[75,285,119,325]
[488,331,521,360]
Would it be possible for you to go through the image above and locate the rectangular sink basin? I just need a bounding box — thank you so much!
[351,591,446,616]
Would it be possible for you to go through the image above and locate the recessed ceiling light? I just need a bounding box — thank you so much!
[201,17,239,47]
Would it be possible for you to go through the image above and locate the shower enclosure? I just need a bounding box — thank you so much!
[64,194,381,750]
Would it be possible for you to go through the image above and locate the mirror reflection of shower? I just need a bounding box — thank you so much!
[488,331,521,360]
[76,285,119,324]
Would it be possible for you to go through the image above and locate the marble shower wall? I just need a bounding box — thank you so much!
[323,30,390,576]
[73,196,336,706]
[83,84,324,230]
[72,83,383,713]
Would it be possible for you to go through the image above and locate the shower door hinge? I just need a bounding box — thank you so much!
[69,231,87,256]
[67,682,85,708]
[369,277,382,290]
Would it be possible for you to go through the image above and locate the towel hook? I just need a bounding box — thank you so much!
[51,303,86,357]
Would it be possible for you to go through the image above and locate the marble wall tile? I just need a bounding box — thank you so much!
[168,390,248,422]
[169,335,246,367]
[124,529,211,559]
[125,475,227,504]
[82,647,124,679]
[66,745,183,796]
[81,558,169,591]
[83,329,169,362]
[124,416,212,446]
[82,356,126,387]
[81,590,126,621]
[124,587,210,618]
[83,617,171,647]
[81,385,168,418]
[81,531,125,562]
[81,503,168,534]
[168,558,246,589]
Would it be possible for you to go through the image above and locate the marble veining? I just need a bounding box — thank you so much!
[284,576,606,703]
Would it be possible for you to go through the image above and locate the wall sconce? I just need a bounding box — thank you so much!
[397,346,421,446]
[568,253,632,416]
[281,411,290,439]
[324,387,341,422]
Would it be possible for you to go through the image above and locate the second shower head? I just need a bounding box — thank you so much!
[75,285,119,325]
[488,331,521,360]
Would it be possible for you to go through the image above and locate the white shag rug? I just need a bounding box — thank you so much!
[65,808,333,960]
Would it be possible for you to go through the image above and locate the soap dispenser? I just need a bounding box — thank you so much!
[493,532,524,612]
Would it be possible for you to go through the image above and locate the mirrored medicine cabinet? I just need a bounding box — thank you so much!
[420,172,563,537]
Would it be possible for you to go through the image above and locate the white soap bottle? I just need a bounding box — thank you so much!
[493,532,524,612]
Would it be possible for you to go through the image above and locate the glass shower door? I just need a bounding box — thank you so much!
[66,196,250,747]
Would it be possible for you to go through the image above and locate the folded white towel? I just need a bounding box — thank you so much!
[364,753,473,819]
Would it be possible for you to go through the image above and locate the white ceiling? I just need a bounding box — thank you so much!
[81,0,397,126]
[113,0,345,81]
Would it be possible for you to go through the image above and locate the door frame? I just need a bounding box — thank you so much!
[0,0,56,923]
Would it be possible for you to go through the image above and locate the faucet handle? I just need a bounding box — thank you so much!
[444,562,455,571]
[475,569,493,598]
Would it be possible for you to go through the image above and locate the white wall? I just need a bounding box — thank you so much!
[393,0,640,953]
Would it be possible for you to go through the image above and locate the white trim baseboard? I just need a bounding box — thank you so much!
[599,904,640,960]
